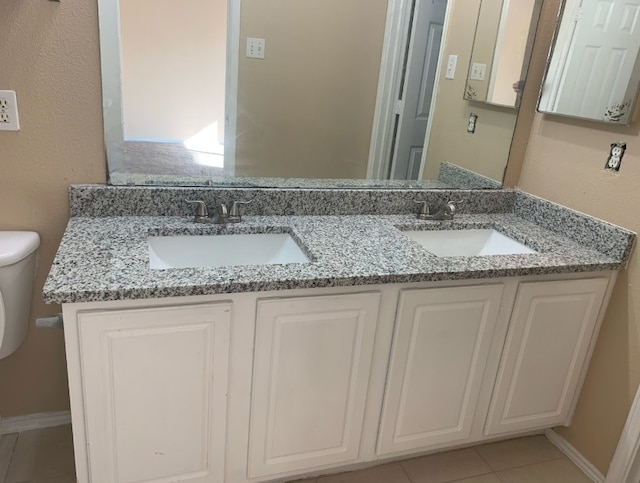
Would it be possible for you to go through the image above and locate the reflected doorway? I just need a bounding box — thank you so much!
[118,0,227,175]
[367,0,450,182]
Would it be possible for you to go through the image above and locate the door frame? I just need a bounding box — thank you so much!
[225,0,241,176]
[605,385,640,482]
[366,0,452,180]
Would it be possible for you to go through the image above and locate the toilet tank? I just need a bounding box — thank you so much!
[0,231,40,359]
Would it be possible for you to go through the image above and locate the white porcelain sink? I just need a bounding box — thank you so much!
[148,233,310,269]
[403,229,537,257]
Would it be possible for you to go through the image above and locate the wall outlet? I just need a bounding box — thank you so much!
[605,142,626,171]
[246,37,266,59]
[467,113,478,133]
[0,90,20,131]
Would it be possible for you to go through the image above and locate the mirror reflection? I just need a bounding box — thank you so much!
[465,0,542,108]
[538,0,640,124]
[98,0,541,188]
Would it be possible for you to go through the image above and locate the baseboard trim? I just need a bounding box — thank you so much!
[0,410,71,435]
[545,429,605,483]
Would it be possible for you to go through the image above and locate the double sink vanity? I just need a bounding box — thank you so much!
[44,185,635,483]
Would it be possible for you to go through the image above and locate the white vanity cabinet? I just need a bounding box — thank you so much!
[61,273,615,483]
[247,293,381,478]
[377,285,507,455]
[71,303,231,483]
[484,278,610,436]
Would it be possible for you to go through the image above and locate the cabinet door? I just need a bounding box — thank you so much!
[485,278,609,436]
[78,303,231,483]
[377,285,505,456]
[248,292,381,478]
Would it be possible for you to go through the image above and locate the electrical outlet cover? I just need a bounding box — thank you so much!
[605,142,626,171]
[0,90,20,131]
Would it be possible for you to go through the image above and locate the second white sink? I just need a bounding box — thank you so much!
[403,229,537,257]
[149,233,310,269]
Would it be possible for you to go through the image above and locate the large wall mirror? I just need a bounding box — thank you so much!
[538,0,640,124]
[98,0,543,188]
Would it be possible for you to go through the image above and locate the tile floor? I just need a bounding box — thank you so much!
[0,426,592,483]
[0,425,75,483]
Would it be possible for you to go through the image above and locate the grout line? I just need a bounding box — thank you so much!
[1,433,19,483]
[472,446,495,472]
[397,460,414,482]
[494,470,506,483]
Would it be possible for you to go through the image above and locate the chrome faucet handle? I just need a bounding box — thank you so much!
[414,199,430,220]
[228,199,254,223]
[445,199,465,215]
[186,200,210,223]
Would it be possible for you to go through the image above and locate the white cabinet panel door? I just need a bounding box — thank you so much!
[377,285,505,455]
[485,278,609,435]
[248,292,381,478]
[78,303,231,483]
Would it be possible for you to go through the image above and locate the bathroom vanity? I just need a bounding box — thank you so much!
[44,186,635,483]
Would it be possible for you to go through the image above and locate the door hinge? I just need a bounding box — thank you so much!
[395,99,405,115]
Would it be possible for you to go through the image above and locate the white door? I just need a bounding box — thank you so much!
[549,0,640,120]
[248,292,381,479]
[377,285,505,455]
[485,278,609,436]
[77,303,231,483]
[391,0,448,180]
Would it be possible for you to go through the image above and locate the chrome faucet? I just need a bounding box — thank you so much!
[414,199,463,221]
[186,199,253,224]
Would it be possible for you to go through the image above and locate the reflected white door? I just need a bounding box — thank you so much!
[551,0,640,120]
[391,0,447,180]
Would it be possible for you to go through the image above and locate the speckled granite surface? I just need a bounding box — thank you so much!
[69,185,515,217]
[438,162,503,190]
[109,173,453,189]
[43,210,635,304]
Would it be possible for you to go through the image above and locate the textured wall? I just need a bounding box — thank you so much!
[0,0,106,416]
[235,0,388,179]
[120,0,227,141]
[518,110,640,475]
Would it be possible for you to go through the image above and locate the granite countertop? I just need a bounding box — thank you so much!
[43,212,632,304]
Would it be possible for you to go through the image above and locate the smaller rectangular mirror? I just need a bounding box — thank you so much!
[538,0,640,125]
[464,0,542,109]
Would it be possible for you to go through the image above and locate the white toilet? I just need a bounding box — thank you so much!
[0,231,40,359]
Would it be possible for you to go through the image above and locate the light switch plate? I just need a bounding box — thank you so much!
[246,38,265,59]
[470,63,486,81]
[445,55,457,79]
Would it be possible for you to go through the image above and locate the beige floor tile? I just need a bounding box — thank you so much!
[0,433,19,482]
[286,479,318,483]
[496,459,592,483]
[449,475,501,483]
[475,435,564,471]
[5,425,76,483]
[401,448,492,483]
[317,463,411,483]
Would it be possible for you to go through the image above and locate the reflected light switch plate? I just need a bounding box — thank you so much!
[246,38,265,59]
[445,55,457,79]
[470,63,486,81]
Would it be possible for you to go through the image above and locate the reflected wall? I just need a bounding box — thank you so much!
[235,0,389,179]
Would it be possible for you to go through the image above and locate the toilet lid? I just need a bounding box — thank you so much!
[0,231,40,266]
